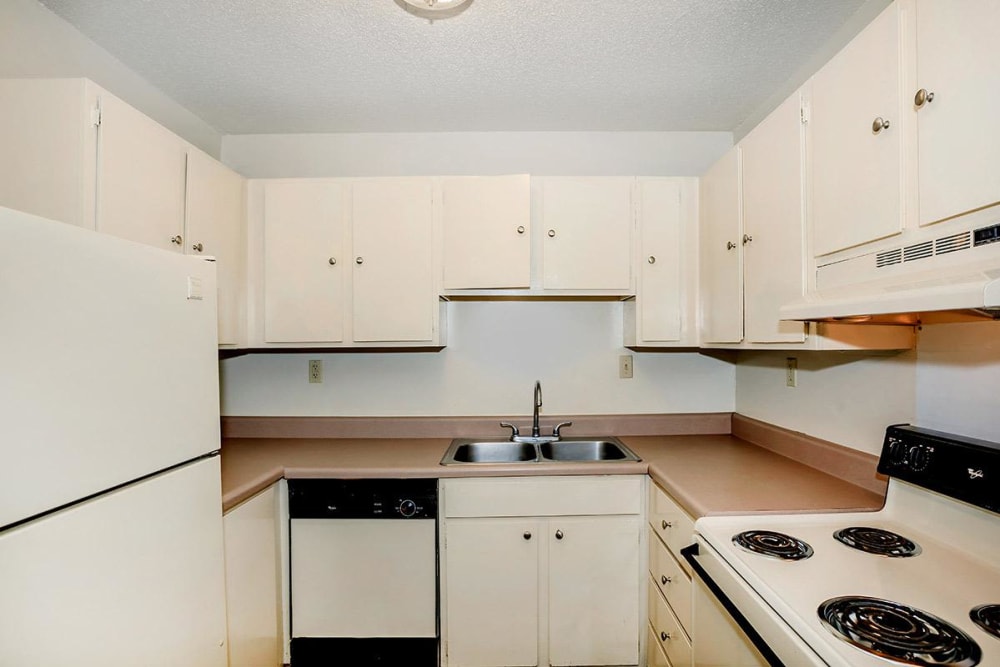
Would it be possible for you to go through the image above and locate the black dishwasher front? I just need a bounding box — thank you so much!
[288,478,438,666]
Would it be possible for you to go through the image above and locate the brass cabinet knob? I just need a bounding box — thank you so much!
[191,242,204,253]
[355,257,364,265]
[872,116,890,134]
[329,257,337,265]
[516,225,525,234]
[554,529,564,540]
[648,256,656,264]
[914,88,935,108]
[547,229,556,238]
[742,234,753,245]
[170,235,183,245]
[726,241,736,250]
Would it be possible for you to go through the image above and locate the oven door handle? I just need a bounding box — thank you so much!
[680,543,785,667]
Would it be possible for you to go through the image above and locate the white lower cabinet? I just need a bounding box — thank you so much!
[648,482,695,666]
[441,477,642,667]
[222,485,283,667]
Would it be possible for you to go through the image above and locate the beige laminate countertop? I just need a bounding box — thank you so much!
[221,434,884,518]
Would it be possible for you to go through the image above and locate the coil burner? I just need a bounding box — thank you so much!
[732,530,814,561]
[970,605,1000,641]
[819,596,982,666]
[834,526,922,557]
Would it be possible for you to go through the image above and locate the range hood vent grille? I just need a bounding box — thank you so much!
[903,241,934,262]
[876,230,977,270]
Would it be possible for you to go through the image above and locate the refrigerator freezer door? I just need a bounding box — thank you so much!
[0,207,220,528]
[0,456,228,667]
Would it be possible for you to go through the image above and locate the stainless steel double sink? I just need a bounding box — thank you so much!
[440,437,641,465]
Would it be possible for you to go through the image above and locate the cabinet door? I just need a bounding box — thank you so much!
[223,486,281,667]
[444,518,540,667]
[809,2,903,256]
[548,516,640,667]
[0,78,96,229]
[351,179,436,342]
[913,0,1000,226]
[699,148,743,343]
[741,93,807,344]
[635,179,684,343]
[96,90,187,252]
[263,181,345,343]
[442,175,530,289]
[541,178,633,290]
[185,149,245,347]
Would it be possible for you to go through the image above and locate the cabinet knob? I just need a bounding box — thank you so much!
[516,225,525,234]
[329,257,337,266]
[661,520,673,530]
[191,242,203,253]
[742,234,753,245]
[523,531,532,540]
[660,631,671,642]
[355,257,364,265]
[726,241,736,251]
[647,255,656,264]
[872,116,890,134]
[661,575,672,585]
[914,88,935,109]
[547,229,556,238]
[554,529,564,540]
[170,235,183,245]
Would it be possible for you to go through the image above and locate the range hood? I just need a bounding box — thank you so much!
[781,221,1000,325]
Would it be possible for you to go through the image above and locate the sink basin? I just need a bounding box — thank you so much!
[539,439,638,462]
[447,441,537,463]
[440,437,640,465]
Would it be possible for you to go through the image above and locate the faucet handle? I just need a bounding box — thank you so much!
[500,422,520,439]
[552,421,573,438]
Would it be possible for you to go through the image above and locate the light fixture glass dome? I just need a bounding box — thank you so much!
[395,0,473,20]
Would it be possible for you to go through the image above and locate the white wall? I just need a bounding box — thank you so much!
[221,131,732,178]
[221,301,735,417]
[915,322,1000,441]
[735,349,916,455]
[0,0,221,156]
[735,321,1000,454]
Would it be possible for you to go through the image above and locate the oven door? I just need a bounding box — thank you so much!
[682,537,827,667]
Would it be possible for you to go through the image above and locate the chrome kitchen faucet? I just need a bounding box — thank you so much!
[500,381,572,444]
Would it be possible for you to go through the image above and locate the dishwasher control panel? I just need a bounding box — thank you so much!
[288,478,438,519]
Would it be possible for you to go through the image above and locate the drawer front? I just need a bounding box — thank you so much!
[443,476,642,518]
[648,577,693,667]
[646,622,672,667]
[648,483,696,573]
[648,533,693,635]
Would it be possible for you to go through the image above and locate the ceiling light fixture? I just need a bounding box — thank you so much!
[395,0,473,21]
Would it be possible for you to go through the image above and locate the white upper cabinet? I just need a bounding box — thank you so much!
[910,0,1000,226]
[698,148,743,344]
[96,90,188,253]
[0,78,97,229]
[540,178,633,291]
[442,175,530,289]
[184,149,246,347]
[262,180,346,344]
[625,178,699,348]
[741,94,807,344]
[351,178,436,343]
[808,2,904,257]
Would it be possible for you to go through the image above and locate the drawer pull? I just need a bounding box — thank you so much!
[555,529,564,540]
[661,575,672,585]
[661,520,673,530]
[660,631,670,641]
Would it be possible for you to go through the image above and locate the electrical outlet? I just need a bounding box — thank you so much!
[619,354,634,379]
[786,357,797,387]
[308,359,323,384]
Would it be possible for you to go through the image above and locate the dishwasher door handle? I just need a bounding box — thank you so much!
[681,543,785,667]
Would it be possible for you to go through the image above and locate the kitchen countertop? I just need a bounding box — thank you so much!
[221,434,884,517]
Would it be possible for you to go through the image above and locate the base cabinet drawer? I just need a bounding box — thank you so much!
[649,484,696,571]
[649,577,693,667]
[647,622,673,667]
[649,532,693,634]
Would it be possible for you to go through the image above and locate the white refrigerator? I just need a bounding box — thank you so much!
[0,207,228,666]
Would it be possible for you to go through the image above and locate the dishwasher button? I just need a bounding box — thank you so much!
[398,499,417,517]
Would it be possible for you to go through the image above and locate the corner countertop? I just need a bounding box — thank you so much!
[221,434,884,518]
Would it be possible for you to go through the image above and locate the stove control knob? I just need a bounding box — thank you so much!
[888,437,907,464]
[908,446,930,472]
[398,499,417,518]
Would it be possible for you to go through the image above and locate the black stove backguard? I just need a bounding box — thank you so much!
[878,425,1000,514]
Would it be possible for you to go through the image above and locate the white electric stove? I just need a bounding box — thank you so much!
[689,425,1000,667]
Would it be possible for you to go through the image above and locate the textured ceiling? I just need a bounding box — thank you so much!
[38,0,868,134]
